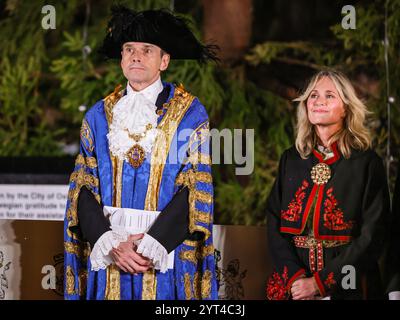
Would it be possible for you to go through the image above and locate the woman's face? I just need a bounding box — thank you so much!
[306,76,346,128]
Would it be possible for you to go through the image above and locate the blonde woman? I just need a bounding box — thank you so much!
[266,70,390,300]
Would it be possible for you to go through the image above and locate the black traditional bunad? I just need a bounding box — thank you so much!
[266,143,390,300]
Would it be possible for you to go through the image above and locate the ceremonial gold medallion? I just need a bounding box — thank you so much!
[310,163,331,185]
[125,123,153,169]
[127,144,146,168]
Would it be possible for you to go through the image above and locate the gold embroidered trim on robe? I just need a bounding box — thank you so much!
[103,84,125,301]
[201,270,212,299]
[183,239,201,247]
[113,158,124,209]
[176,171,213,185]
[64,241,90,261]
[80,119,94,153]
[194,190,213,204]
[194,210,212,224]
[145,84,195,210]
[142,84,196,300]
[75,154,97,169]
[67,166,100,239]
[188,153,212,166]
[66,265,76,295]
[70,168,99,189]
[184,273,193,300]
[189,121,210,154]
[78,269,88,297]
[105,264,121,300]
[191,270,212,299]
[103,84,124,124]
[193,272,201,299]
[175,169,213,239]
[179,245,215,264]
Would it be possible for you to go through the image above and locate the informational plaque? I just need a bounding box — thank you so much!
[0,185,68,221]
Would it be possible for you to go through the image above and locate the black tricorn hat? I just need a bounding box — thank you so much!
[99,5,219,62]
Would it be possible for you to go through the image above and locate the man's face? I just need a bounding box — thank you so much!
[120,42,170,90]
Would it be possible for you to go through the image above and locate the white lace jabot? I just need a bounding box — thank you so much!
[107,78,164,161]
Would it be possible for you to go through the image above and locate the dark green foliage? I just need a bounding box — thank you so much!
[0,0,398,225]
[247,0,400,191]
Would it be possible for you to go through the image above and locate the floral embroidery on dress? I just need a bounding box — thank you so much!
[281,180,309,222]
[323,188,354,230]
[266,266,289,300]
[324,272,336,288]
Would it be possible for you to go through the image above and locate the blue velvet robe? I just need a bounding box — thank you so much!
[63,82,217,300]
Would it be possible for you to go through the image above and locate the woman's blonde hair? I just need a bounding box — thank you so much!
[294,70,372,159]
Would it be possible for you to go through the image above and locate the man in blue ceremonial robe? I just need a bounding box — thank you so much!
[63,6,219,300]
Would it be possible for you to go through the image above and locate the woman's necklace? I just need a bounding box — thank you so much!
[126,123,153,168]
[311,145,333,185]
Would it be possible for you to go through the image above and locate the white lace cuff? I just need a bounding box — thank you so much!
[89,229,129,271]
[136,233,173,273]
[90,206,174,273]
[389,291,400,300]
